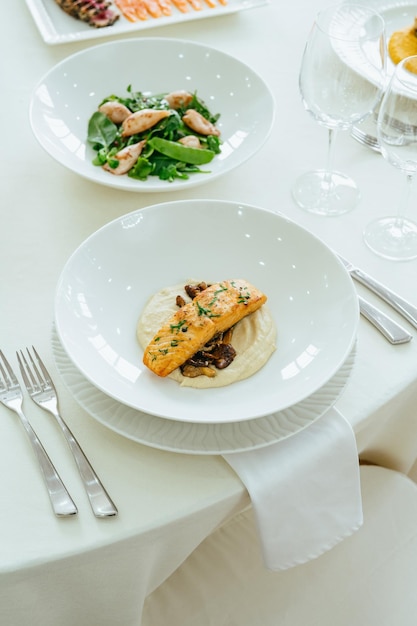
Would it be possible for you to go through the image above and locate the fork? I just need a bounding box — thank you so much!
[0,350,77,517]
[17,347,118,518]
[350,125,381,153]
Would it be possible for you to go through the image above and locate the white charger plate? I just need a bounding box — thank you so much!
[29,37,274,192]
[54,200,359,424]
[52,329,356,454]
[26,0,270,46]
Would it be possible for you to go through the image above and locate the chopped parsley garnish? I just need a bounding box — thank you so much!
[170,319,188,333]
[195,301,221,318]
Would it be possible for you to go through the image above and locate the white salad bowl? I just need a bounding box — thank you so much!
[29,37,274,192]
[54,199,359,424]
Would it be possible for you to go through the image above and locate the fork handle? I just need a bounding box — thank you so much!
[55,414,118,517]
[18,411,78,517]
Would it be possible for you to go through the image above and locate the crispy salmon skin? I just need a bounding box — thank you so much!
[142,279,267,377]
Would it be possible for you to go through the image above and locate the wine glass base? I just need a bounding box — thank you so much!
[364,217,417,261]
[292,169,360,216]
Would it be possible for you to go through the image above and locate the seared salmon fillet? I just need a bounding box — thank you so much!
[143,279,267,377]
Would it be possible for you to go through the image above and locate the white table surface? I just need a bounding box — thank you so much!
[2,1,417,624]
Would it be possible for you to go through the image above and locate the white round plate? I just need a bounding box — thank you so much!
[372,0,417,75]
[336,1,417,79]
[54,200,359,423]
[29,37,274,192]
[52,329,356,455]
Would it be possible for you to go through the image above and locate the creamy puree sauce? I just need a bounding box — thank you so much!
[137,281,277,389]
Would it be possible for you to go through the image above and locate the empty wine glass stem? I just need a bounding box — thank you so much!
[396,172,414,227]
[323,128,338,191]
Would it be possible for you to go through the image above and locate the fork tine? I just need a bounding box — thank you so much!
[0,349,19,386]
[18,347,49,393]
[26,348,45,387]
[0,354,7,387]
[0,355,8,392]
[31,345,54,388]
[16,350,36,392]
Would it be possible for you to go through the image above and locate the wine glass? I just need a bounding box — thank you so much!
[363,55,417,261]
[292,3,386,216]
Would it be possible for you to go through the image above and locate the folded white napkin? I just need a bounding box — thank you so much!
[223,407,363,571]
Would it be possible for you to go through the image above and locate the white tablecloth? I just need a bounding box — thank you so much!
[2,1,417,624]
